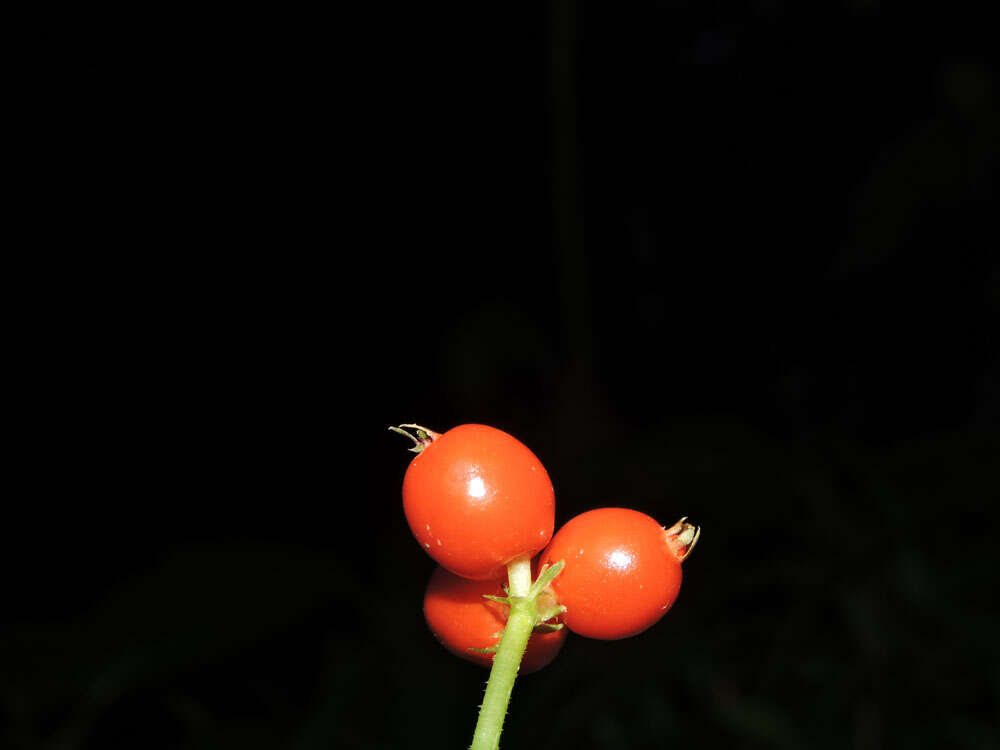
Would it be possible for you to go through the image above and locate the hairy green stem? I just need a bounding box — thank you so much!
[469,595,536,750]
[469,557,564,750]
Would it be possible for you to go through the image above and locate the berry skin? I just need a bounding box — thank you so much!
[423,566,567,674]
[400,424,555,580]
[541,508,699,640]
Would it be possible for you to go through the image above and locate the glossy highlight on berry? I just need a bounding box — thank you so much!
[542,508,699,640]
[395,424,556,580]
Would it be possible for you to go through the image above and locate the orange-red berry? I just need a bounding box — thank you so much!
[402,424,555,580]
[542,508,698,640]
[423,566,567,674]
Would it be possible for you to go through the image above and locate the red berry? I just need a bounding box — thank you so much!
[423,566,567,674]
[400,424,555,580]
[541,508,699,640]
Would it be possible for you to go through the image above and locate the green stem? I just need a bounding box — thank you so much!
[469,557,564,750]
[469,595,536,750]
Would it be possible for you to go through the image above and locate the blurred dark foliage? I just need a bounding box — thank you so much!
[10,2,998,749]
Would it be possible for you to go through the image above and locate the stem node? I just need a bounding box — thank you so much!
[469,556,566,750]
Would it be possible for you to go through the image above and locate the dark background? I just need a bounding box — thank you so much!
[11,2,998,748]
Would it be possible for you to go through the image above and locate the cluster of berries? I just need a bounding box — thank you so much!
[393,423,699,674]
